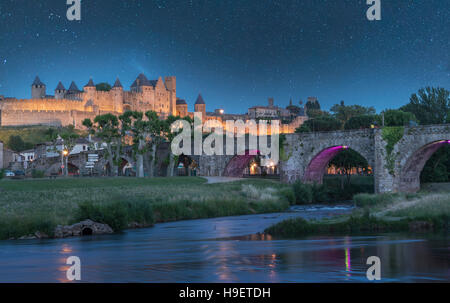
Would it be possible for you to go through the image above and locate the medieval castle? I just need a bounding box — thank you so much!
[0,74,308,133]
[0,74,177,128]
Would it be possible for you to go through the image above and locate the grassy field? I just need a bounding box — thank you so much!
[0,177,291,239]
[265,189,450,237]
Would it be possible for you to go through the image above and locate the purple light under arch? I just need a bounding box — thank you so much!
[303,145,349,184]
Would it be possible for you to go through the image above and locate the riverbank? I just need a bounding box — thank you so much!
[265,190,450,237]
[0,177,291,240]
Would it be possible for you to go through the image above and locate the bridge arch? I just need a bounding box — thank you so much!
[398,139,450,192]
[303,145,371,184]
[223,150,261,177]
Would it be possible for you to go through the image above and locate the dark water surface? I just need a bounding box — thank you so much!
[0,204,448,282]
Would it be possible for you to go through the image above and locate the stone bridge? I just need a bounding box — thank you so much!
[280,124,450,193]
[27,124,450,193]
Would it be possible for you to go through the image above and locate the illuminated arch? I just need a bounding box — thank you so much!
[398,140,450,192]
[303,145,368,184]
[223,150,260,177]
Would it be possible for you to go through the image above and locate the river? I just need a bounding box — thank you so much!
[0,204,448,282]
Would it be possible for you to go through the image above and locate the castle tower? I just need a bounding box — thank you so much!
[164,76,177,116]
[31,76,46,99]
[176,98,188,118]
[55,82,66,99]
[67,81,82,100]
[194,94,206,120]
[131,73,151,93]
[83,78,96,100]
[111,78,124,113]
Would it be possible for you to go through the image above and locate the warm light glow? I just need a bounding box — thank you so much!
[63,149,69,156]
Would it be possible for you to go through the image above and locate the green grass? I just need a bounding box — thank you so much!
[0,177,290,239]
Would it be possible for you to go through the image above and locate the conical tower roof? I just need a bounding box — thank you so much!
[68,81,81,93]
[84,78,95,87]
[195,94,205,105]
[32,76,45,86]
[113,78,123,88]
[55,82,66,91]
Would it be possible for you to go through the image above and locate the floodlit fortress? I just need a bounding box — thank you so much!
[0,74,176,128]
[0,74,308,133]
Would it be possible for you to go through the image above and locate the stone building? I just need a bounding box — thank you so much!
[0,73,177,128]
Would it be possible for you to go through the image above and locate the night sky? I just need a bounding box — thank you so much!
[0,0,449,114]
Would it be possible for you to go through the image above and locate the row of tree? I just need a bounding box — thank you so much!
[298,87,449,133]
[81,112,192,177]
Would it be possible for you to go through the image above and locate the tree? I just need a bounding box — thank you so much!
[119,111,146,178]
[330,101,376,128]
[305,99,323,118]
[8,135,33,152]
[59,127,80,176]
[382,109,416,127]
[329,149,369,189]
[401,87,450,125]
[83,114,121,176]
[295,116,341,133]
[344,114,381,130]
[163,115,193,177]
[145,111,164,177]
[95,82,112,92]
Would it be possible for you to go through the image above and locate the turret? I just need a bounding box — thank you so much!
[31,76,46,99]
[83,78,96,100]
[112,78,124,113]
[67,81,81,94]
[176,98,188,117]
[55,82,66,99]
[165,76,177,115]
[194,94,206,120]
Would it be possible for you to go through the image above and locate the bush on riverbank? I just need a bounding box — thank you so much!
[291,176,374,204]
[264,214,412,237]
[74,199,155,231]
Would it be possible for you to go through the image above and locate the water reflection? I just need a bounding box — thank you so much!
[0,205,448,282]
[344,237,351,279]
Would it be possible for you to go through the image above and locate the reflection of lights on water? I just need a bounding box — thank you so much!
[57,244,75,283]
[344,237,351,278]
[61,244,72,253]
[345,247,351,273]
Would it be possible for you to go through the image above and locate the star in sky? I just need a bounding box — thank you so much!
[0,0,448,113]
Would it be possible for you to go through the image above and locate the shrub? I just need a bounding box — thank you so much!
[311,183,328,203]
[353,193,398,208]
[293,181,313,204]
[0,169,4,180]
[31,169,45,178]
[74,200,148,231]
[279,187,296,204]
